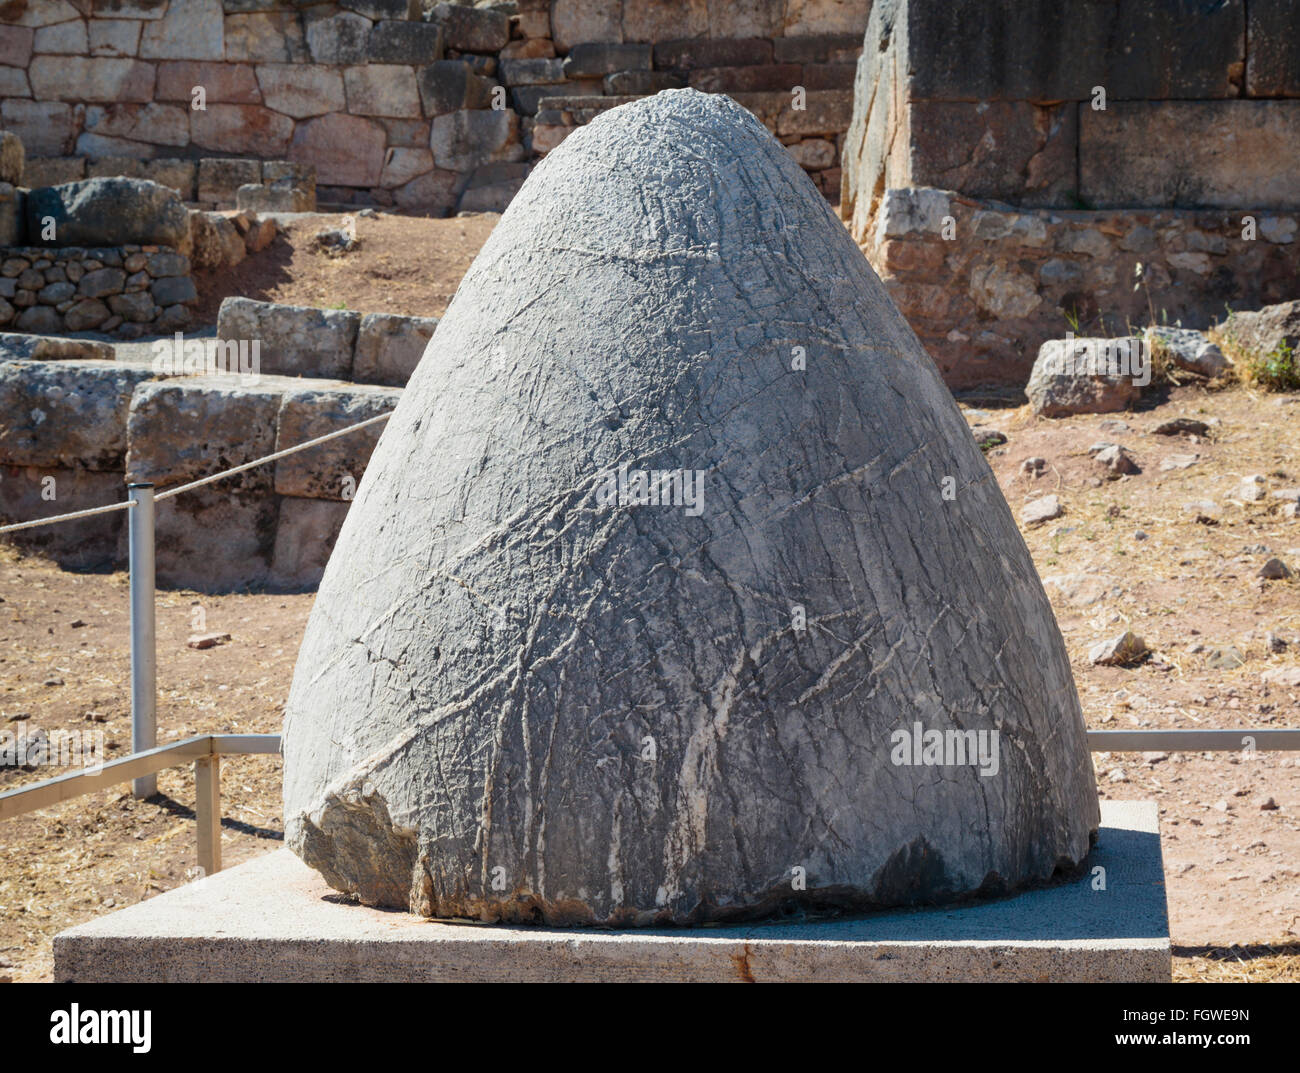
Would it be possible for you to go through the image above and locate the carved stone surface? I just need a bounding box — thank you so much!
[283,89,1099,926]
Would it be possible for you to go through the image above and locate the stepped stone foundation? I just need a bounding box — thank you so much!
[842,0,1300,387]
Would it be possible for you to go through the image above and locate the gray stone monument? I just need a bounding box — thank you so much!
[282,89,1100,926]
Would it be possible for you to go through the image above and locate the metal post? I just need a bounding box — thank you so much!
[195,754,221,875]
[128,483,157,798]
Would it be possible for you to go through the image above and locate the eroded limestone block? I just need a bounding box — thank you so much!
[283,89,1100,926]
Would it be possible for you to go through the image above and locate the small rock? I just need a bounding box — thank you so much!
[1021,494,1063,526]
[1238,475,1267,502]
[1089,630,1148,666]
[1262,666,1300,687]
[1021,456,1046,475]
[187,632,232,650]
[1260,797,1279,811]
[1160,453,1199,471]
[1152,415,1212,437]
[42,676,63,687]
[1134,530,1148,541]
[1267,632,1288,653]
[69,619,87,628]
[1205,646,1245,670]
[5,712,31,722]
[1258,557,1292,580]
[970,426,1007,451]
[1095,444,1140,476]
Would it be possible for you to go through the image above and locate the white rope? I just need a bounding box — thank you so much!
[0,498,136,535]
[154,410,392,501]
[0,410,394,532]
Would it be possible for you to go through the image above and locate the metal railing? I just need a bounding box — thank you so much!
[3,403,1300,875]
[0,410,391,869]
[0,733,280,875]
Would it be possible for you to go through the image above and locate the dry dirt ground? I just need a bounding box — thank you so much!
[191,210,501,326]
[1,213,1298,983]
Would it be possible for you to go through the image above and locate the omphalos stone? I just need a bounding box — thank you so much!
[283,89,1100,926]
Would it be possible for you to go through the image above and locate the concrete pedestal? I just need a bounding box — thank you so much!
[54,801,1169,982]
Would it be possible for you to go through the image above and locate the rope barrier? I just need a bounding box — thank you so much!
[0,498,135,535]
[0,410,393,531]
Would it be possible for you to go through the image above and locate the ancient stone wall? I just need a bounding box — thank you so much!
[843,0,1300,387]
[0,299,435,586]
[869,189,1300,388]
[0,0,868,213]
[0,244,194,334]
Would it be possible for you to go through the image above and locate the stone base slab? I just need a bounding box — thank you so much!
[53,802,1169,982]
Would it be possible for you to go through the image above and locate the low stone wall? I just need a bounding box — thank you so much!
[0,245,195,334]
[217,297,437,385]
[867,188,1300,389]
[0,347,401,589]
[21,155,318,211]
[1,0,866,215]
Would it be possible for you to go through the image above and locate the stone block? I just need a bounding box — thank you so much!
[0,465,125,570]
[28,57,155,102]
[654,37,772,69]
[377,147,433,188]
[197,157,261,203]
[256,64,346,118]
[1081,101,1300,210]
[89,18,143,57]
[0,25,33,67]
[142,158,197,200]
[344,64,421,118]
[139,0,225,61]
[154,485,279,591]
[270,496,352,590]
[155,61,262,103]
[190,104,294,156]
[909,101,1077,207]
[904,0,1243,101]
[1,100,75,156]
[689,64,803,93]
[0,66,30,97]
[499,57,564,86]
[427,1,510,52]
[290,113,388,188]
[0,358,155,470]
[1247,0,1300,97]
[125,374,283,490]
[217,297,360,380]
[605,72,682,99]
[33,18,87,54]
[20,156,86,188]
[0,131,23,186]
[0,332,115,362]
[223,12,308,63]
[25,178,190,248]
[82,102,191,147]
[273,381,401,499]
[772,32,862,64]
[236,179,315,213]
[562,42,651,78]
[367,19,443,64]
[415,60,497,115]
[429,108,521,171]
[340,0,415,19]
[550,0,621,52]
[304,11,374,65]
[0,183,23,246]
[352,311,438,385]
[511,80,602,116]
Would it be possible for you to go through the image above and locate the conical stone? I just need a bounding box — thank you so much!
[282,89,1100,926]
